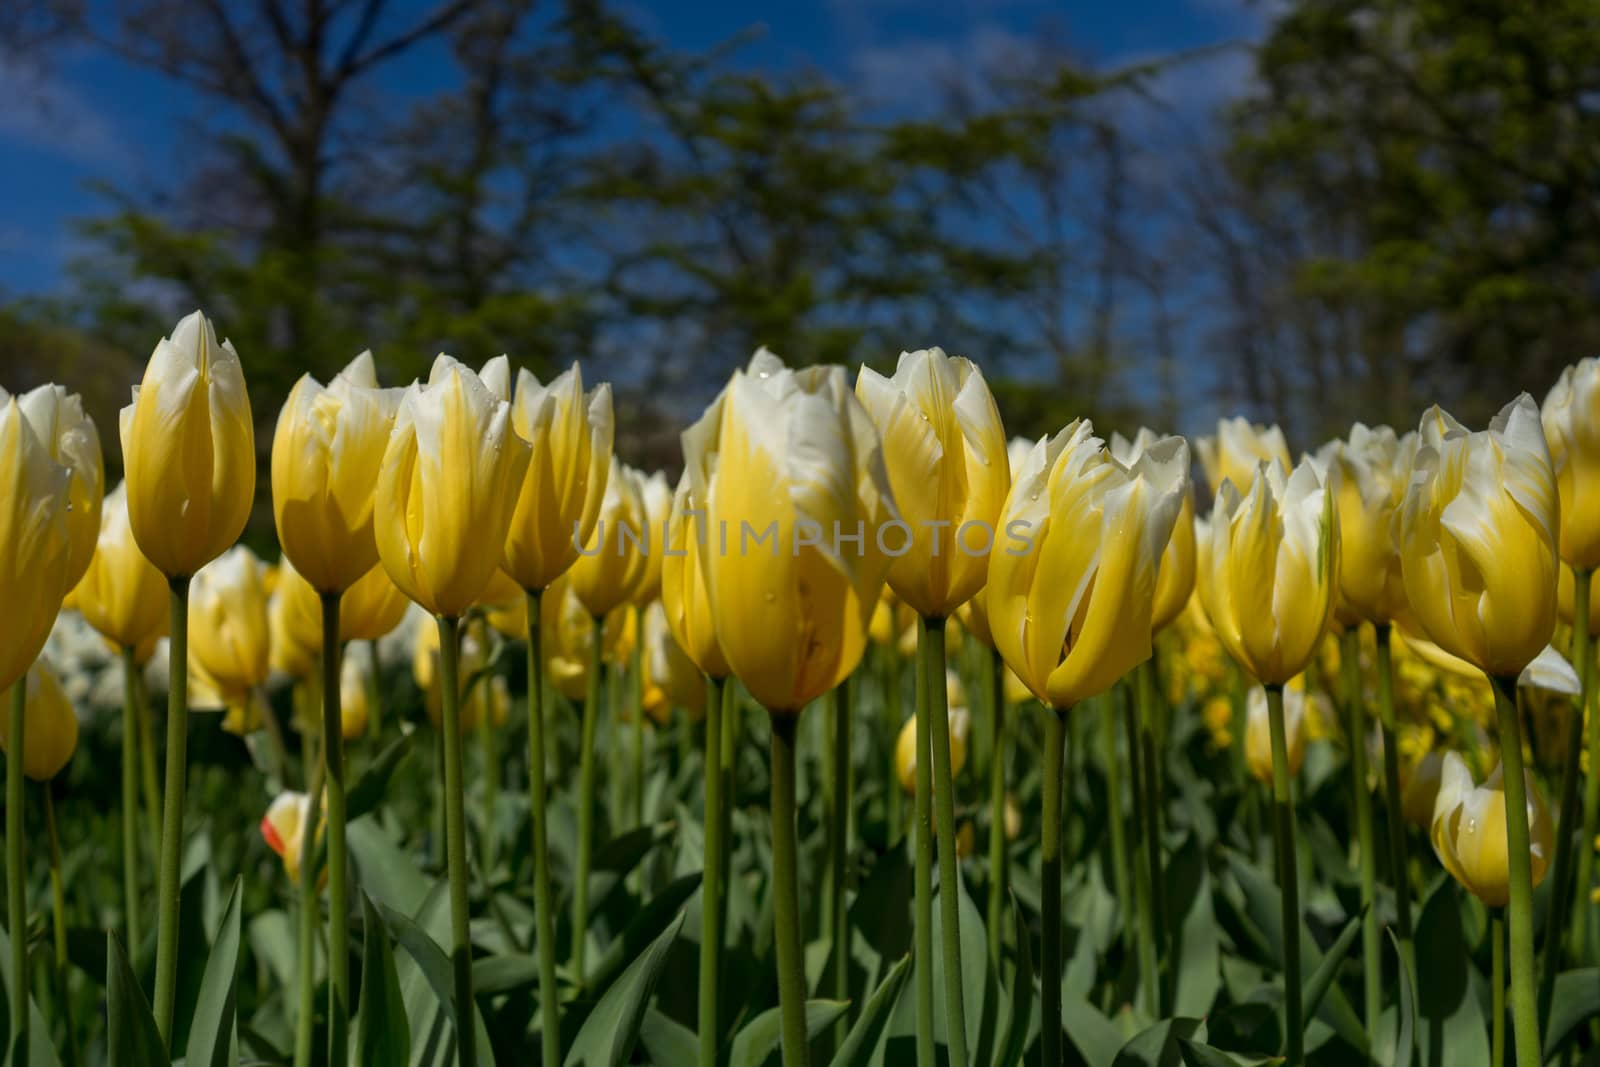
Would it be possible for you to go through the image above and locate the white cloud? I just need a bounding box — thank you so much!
[0,54,124,164]
[847,24,1036,111]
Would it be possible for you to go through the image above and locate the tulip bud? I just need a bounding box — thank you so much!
[272,352,401,594]
[989,422,1189,708]
[120,310,255,578]
[1111,428,1196,632]
[0,659,79,780]
[569,460,651,618]
[895,687,970,795]
[1200,457,1339,686]
[0,398,73,693]
[1003,793,1023,841]
[660,474,730,678]
[1400,396,1558,678]
[501,363,614,592]
[1430,752,1552,907]
[73,481,168,652]
[340,652,371,741]
[9,385,103,589]
[1542,358,1600,569]
[1244,683,1308,785]
[376,356,532,618]
[855,348,1010,618]
[683,349,896,713]
[1401,750,1446,829]
[190,546,271,705]
[260,791,316,884]
[1195,417,1291,496]
[1316,425,1416,626]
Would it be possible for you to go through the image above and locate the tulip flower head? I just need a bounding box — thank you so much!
[642,600,705,724]
[189,546,271,706]
[660,474,730,678]
[1111,428,1196,632]
[1199,456,1339,686]
[1195,417,1291,496]
[0,397,74,693]
[8,385,103,589]
[120,310,255,578]
[260,791,316,884]
[1401,749,1446,829]
[854,348,1009,618]
[634,471,673,605]
[1399,396,1558,679]
[375,355,533,619]
[340,652,371,740]
[0,659,79,781]
[1318,424,1417,626]
[988,421,1189,709]
[1542,358,1600,569]
[72,481,168,653]
[568,459,651,618]
[1245,682,1308,784]
[895,677,970,794]
[1430,752,1552,907]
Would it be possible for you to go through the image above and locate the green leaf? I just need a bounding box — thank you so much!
[930,866,990,1054]
[830,954,911,1066]
[0,925,63,1067]
[995,891,1035,1067]
[1167,835,1220,1018]
[1176,1037,1272,1067]
[107,932,168,1067]
[183,876,243,1067]
[388,887,497,1067]
[564,910,685,1067]
[354,891,409,1067]
[346,732,415,822]
[1544,967,1600,1057]
[1300,910,1362,1026]
[637,1007,698,1065]
[728,999,849,1067]
[1060,990,1123,1067]
[1411,883,1488,1067]
[349,817,430,920]
[472,953,538,997]
[1389,929,1415,1067]
[581,872,700,994]
[1113,1017,1206,1066]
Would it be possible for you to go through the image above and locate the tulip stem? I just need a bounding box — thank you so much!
[320,593,350,1067]
[1101,694,1133,950]
[1041,705,1067,1067]
[1265,683,1303,1066]
[152,576,190,1043]
[523,592,561,1067]
[1571,568,1600,960]
[43,786,77,1067]
[1373,626,1413,945]
[699,675,725,1067]
[1123,687,1159,1018]
[768,710,809,1067]
[1136,662,1168,1014]
[574,614,603,979]
[913,619,936,1067]
[120,647,142,958]
[132,667,161,860]
[1490,674,1542,1067]
[1543,568,1590,1025]
[985,647,1007,969]
[632,616,645,831]
[1492,913,1506,1067]
[437,614,477,1065]
[294,733,325,1067]
[5,680,24,1058]
[477,664,497,875]
[829,678,852,1047]
[1340,629,1380,1041]
[883,648,902,847]
[922,616,970,1067]
[719,678,736,931]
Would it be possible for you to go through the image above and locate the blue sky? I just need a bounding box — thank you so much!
[0,0,1263,296]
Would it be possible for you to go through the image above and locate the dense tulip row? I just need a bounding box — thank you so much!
[1,311,1598,1067]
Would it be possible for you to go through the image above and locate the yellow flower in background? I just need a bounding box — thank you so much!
[501,363,614,593]
[957,587,994,649]
[642,600,705,724]
[683,349,895,713]
[271,350,400,594]
[190,546,272,704]
[1400,396,1558,678]
[120,310,255,578]
[1245,681,1308,784]
[268,562,320,681]
[1112,428,1195,632]
[338,563,411,643]
[661,474,729,679]
[0,659,79,781]
[1431,752,1552,908]
[1401,749,1447,829]
[895,674,970,794]
[260,791,318,884]
[854,348,1009,618]
[1542,358,1600,569]
[1200,456,1339,686]
[1195,416,1291,495]
[73,480,168,653]
[869,588,898,646]
[1558,563,1600,631]
[633,471,673,606]
[0,398,74,694]
[1003,793,1022,840]
[569,459,650,619]
[1318,424,1417,625]
[542,576,594,701]
[1201,694,1234,749]
[413,617,489,732]
[340,653,371,741]
[10,384,103,589]
[375,355,532,619]
[988,423,1189,708]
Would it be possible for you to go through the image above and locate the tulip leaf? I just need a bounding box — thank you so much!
[1389,929,1416,1067]
[1176,1037,1272,1067]
[1411,882,1489,1067]
[471,953,539,997]
[994,890,1035,1067]
[930,864,990,1055]
[1060,990,1123,1067]
[183,876,243,1067]
[388,887,498,1067]
[1167,834,1220,1018]
[107,932,168,1067]
[563,910,685,1067]
[728,999,849,1067]
[346,732,415,823]
[830,954,911,1067]
[581,872,700,994]
[1113,1017,1206,1066]
[354,891,409,1067]
[0,924,63,1067]
[349,816,430,919]
[637,1006,698,1065]
[1543,967,1600,1058]
[1300,909,1362,1027]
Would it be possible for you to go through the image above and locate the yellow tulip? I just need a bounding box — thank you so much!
[1111,428,1195,632]
[72,481,168,652]
[0,398,73,693]
[660,474,730,678]
[120,310,255,578]
[1317,424,1417,626]
[268,561,321,681]
[0,659,79,780]
[1399,396,1558,678]
[189,546,271,704]
[1200,456,1339,686]
[1401,750,1446,829]
[1542,358,1600,569]
[501,362,614,592]
[542,576,593,701]
[1003,793,1022,841]
[1195,417,1291,496]
[260,791,317,884]
[683,349,895,713]
[271,351,400,594]
[868,589,899,647]
[338,563,410,643]
[854,348,1010,618]
[375,355,532,619]
[642,600,705,724]
[10,384,103,589]
[988,422,1189,708]
[1245,682,1308,784]
[634,471,673,606]
[895,677,970,794]
[957,588,993,649]
[1430,752,1552,907]
[340,653,370,741]
[569,459,650,618]
[413,616,489,732]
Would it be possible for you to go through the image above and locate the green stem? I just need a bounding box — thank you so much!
[574,614,602,979]
[477,655,497,875]
[320,594,350,1067]
[719,679,736,945]
[293,736,325,1067]
[1101,694,1132,949]
[1489,674,1542,1067]
[1136,659,1168,1014]
[986,647,1006,969]
[120,647,142,957]
[43,787,76,1067]
[1543,570,1590,1025]
[1341,628,1380,1043]
[1572,573,1600,958]
[1374,628,1412,941]
[437,614,476,1065]
[1266,684,1303,1066]
[525,592,560,1067]
[632,614,645,830]
[913,622,935,1067]
[768,711,810,1067]
[1493,913,1506,1067]
[1041,706,1067,1067]
[132,667,161,861]
[1123,687,1158,1017]
[700,676,725,1067]
[8,683,28,1050]
[366,639,382,742]
[883,648,903,847]
[152,576,190,1043]
[922,616,969,1067]
[830,679,852,1047]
